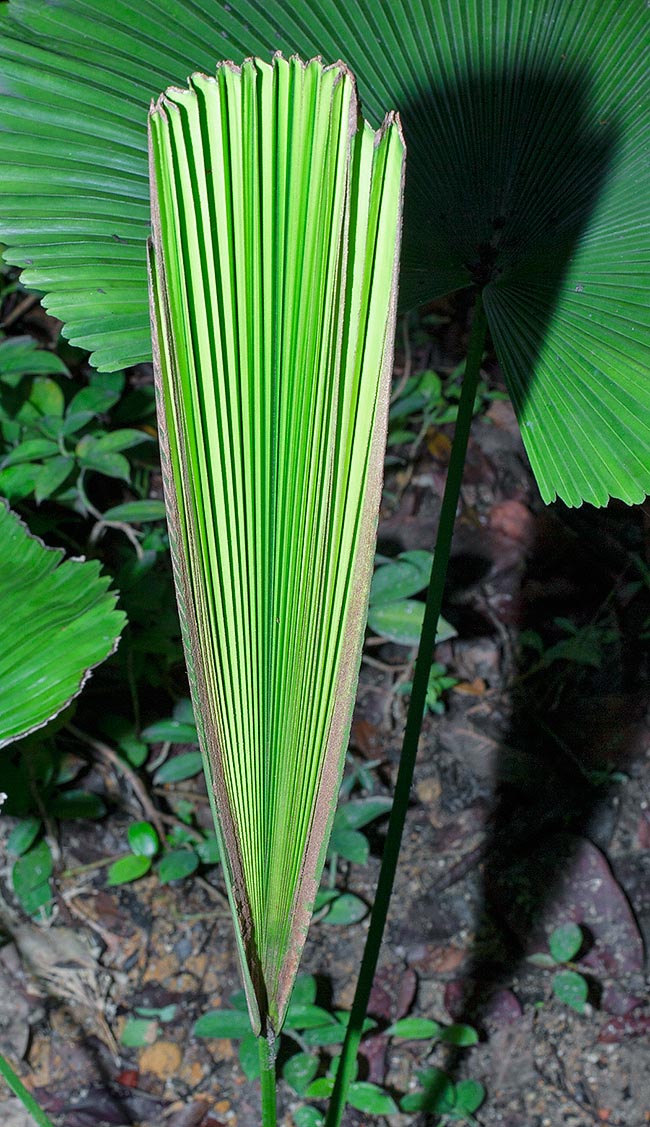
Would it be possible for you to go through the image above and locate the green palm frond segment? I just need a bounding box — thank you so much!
[0,502,126,748]
[148,56,404,1035]
[1,0,649,507]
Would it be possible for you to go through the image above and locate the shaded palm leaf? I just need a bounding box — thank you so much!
[0,502,126,748]
[148,56,404,1035]
[1,0,649,504]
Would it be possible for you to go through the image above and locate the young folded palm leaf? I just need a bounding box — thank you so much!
[148,55,404,1039]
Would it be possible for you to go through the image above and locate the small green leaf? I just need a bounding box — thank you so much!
[301,1022,348,1047]
[305,1077,335,1100]
[120,1017,157,1047]
[1,439,60,467]
[76,444,131,481]
[333,797,392,831]
[283,1052,319,1095]
[67,372,124,416]
[193,1008,252,1039]
[49,790,106,820]
[12,839,53,890]
[229,989,249,1012]
[0,337,69,380]
[0,463,40,500]
[14,881,53,917]
[313,889,338,912]
[120,736,148,768]
[370,558,427,605]
[400,1068,455,1114]
[347,1082,398,1115]
[454,1079,486,1115]
[195,834,220,865]
[29,378,65,418]
[107,854,152,886]
[135,1004,177,1022]
[367,600,456,646]
[7,817,42,856]
[327,827,368,864]
[103,500,167,523]
[238,1031,261,1080]
[284,1004,338,1031]
[93,428,151,453]
[12,839,53,915]
[549,923,583,964]
[157,849,199,883]
[527,952,557,968]
[34,455,73,502]
[386,1017,442,1040]
[60,410,96,436]
[321,892,367,925]
[439,1023,479,1047]
[143,720,199,745]
[292,1107,324,1127]
[153,751,203,784]
[289,975,317,1007]
[127,821,159,858]
[552,970,589,1013]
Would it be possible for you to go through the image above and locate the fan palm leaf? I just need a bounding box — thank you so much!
[148,55,404,1034]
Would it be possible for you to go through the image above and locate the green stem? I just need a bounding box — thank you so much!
[324,292,488,1127]
[0,1053,57,1127]
[258,1034,277,1127]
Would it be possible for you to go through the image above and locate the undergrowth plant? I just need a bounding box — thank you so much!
[0,2,649,1126]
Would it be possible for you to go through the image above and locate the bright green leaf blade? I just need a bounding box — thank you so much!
[347,1081,399,1115]
[157,848,199,883]
[549,922,583,964]
[148,57,403,1034]
[238,1031,261,1080]
[193,1008,253,1040]
[439,1023,479,1047]
[454,1079,485,1115]
[321,893,368,926]
[0,502,126,748]
[152,751,203,783]
[106,854,151,886]
[552,969,589,1013]
[386,1017,441,1040]
[1,0,648,504]
[7,817,41,856]
[367,599,457,647]
[102,500,167,523]
[283,1051,319,1096]
[127,820,160,858]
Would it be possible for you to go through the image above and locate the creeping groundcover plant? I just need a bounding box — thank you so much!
[0,1,649,1125]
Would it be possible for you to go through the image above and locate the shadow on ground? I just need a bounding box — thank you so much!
[422,498,650,1122]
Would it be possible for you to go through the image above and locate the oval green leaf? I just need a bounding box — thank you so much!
[193,1008,252,1040]
[106,854,151,886]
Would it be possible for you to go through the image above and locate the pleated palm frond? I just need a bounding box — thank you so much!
[0,502,126,748]
[0,0,649,507]
[148,55,404,1036]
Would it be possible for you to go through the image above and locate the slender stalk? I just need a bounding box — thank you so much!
[0,1053,56,1127]
[324,292,488,1127]
[258,1035,277,1127]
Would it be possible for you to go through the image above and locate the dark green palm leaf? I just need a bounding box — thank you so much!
[0,0,648,505]
[0,502,126,747]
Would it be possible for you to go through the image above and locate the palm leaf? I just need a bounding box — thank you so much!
[0,501,126,748]
[148,56,404,1035]
[1,0,649,505]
